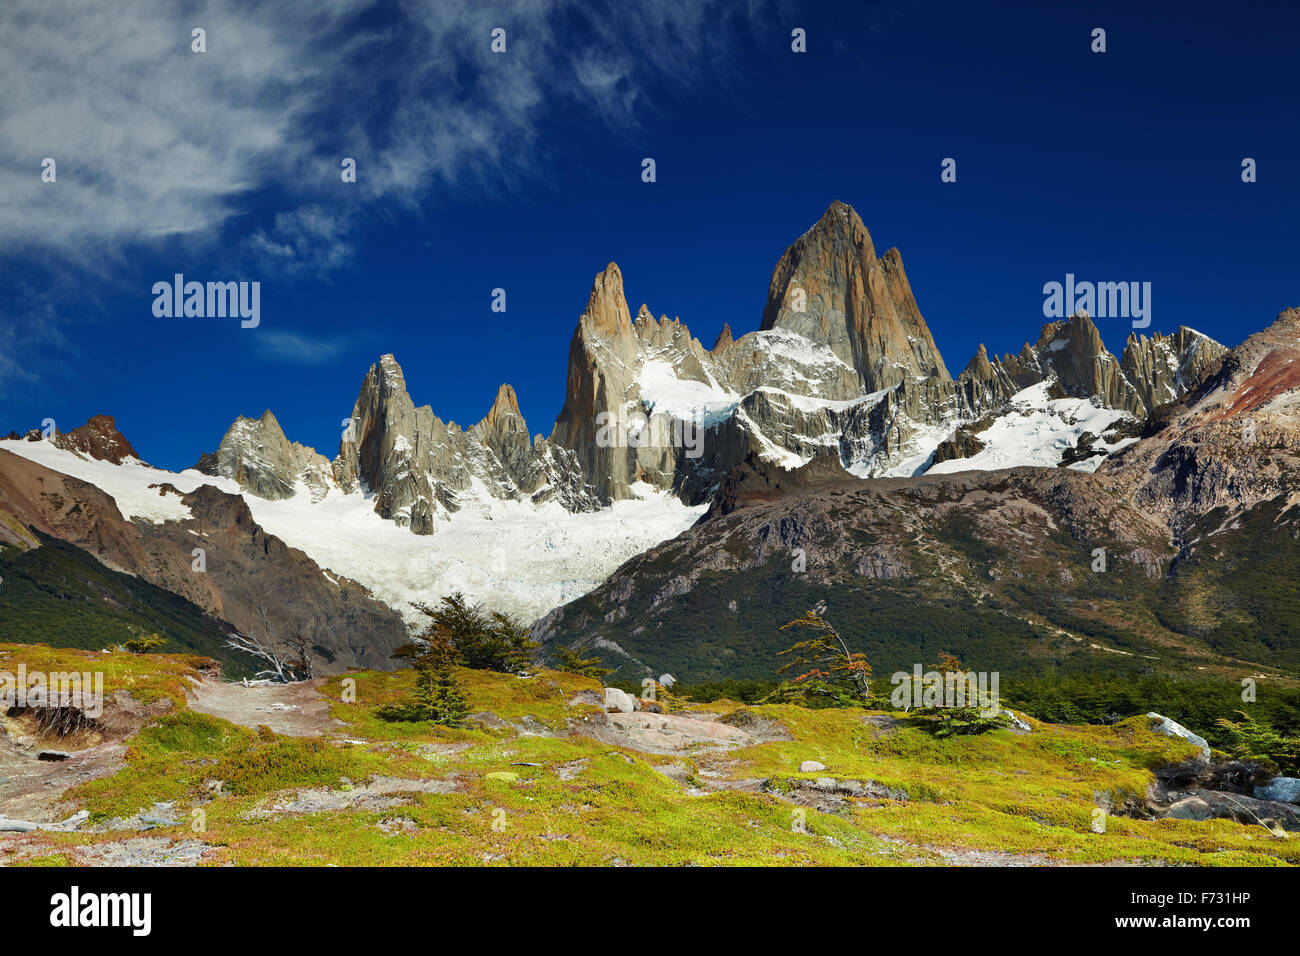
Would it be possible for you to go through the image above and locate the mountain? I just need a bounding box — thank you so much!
[198,202,1223,520]
[760,201,951,392]
[0,201,1243,665]
[535,309,1299,684]
[0,447,405,672]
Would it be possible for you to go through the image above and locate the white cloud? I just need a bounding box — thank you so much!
[252,329,353,366]
[0,0,769,379]
[0,0,767,264]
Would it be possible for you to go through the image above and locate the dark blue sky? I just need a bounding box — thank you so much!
[3,0,1297,470]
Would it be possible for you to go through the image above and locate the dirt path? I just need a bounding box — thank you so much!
[185,677,341,736]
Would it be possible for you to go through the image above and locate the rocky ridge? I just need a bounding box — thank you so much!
[189,201,1224,531]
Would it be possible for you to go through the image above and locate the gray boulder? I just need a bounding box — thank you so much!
[1146,712,1211,760]
[603,687,638,714]
[1254,776,1300,805]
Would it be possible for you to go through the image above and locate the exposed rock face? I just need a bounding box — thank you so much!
[1146,712,1211,760]
[1103,307,1300,531]
[197,356,598,534]
[759,201,951,392]
[332,355,598,532]
[140,485,406,670]
[0,449,405,672]
[199,201,1228,526]
[960,313,1226,419]
[1121,327,1228,415]
[53,415,139,465]
[198,410,335,502]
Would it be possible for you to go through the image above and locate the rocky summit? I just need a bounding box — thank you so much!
[197,201,1226,524]
[537,305,1300,685]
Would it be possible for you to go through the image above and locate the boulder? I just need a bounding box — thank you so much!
[603,687,638,714]
[800,760,827,773]
[1146,713,1211,760]
[1254,776,1300,805]
[1002,709,1032,733]
[1164,796,1215,822]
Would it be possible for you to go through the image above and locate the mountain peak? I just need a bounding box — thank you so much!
[581,262,632,340]
[760,200,950,391]
[53,414,139,465]
[712,323,734,352]
[482,383,522,424]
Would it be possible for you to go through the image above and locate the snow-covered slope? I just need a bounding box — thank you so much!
[925,382,1137,475]
[1,438,702,625]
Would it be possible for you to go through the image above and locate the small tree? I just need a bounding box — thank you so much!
[762,606,871,708]
[553,644,614,679]
[916,651,1009,738]
[378,631,469,728]
[121,631,165,654]
[406,594,537,674]
[1216,711,1300,775]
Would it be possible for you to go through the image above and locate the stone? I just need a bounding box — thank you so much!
[603,687,638,714]
[1254,776,1300,805]
[1146,713,1211,760]
[800,760,827,773]
[1165,796,1215,821]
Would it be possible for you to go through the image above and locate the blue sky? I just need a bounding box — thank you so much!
[2,0,1297,470]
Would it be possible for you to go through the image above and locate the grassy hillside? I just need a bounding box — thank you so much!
[2,644,1296,867]
[0,533,256,678]
[547,483,1300,686]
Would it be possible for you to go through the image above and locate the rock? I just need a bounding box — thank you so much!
[196,409,336,502]
[603,687,638,714]
[1158,789,1300,832]
[1146,713,1211,760]
[814,777,837,790]
[1254,776,1300,805]
[1165,796,1215,821]
[484,771,519,783]
[53,414,140,464]
[760,200,951,394]
[1002,710,1033,733]
[566,690,603,708]
[0,818,40,832]
[800,760,827,773]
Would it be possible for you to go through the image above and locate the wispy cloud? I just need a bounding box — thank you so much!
[0,0,768,266]
[0,0,770,383]
[252,329,353,366]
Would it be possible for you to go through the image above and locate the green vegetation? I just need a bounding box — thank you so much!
[0,533,255,678]
[378,626,470,729]
[401,593,536,674]
[3,643,1296,867]
[761,606,872,708]
[1214,711,1300,775]
[1155,497,1300,669]
[550,644,613,679]
[121,632,165,654]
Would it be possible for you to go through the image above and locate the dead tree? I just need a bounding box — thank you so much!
[225,633,315,683]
